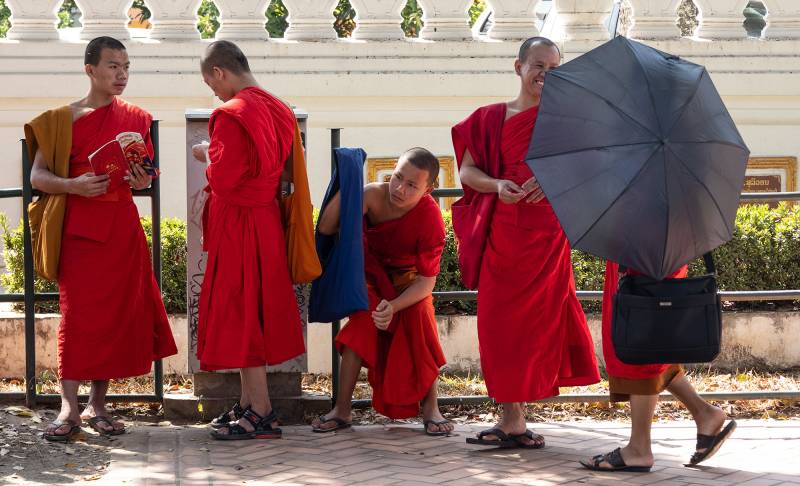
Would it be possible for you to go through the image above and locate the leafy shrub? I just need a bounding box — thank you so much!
[1,216,186,314]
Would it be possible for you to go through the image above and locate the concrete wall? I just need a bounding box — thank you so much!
[0,312,189,378]
[2,310,798,378]
[306,311,800,375]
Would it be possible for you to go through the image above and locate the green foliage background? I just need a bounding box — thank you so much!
[1,216,186,314]
[0,0,489,39]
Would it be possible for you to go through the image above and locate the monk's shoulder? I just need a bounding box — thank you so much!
[28,105,71,127]
[455,102,505,131]
[115,98,152,121]
[416,196,445,228]
[363,182,385,203]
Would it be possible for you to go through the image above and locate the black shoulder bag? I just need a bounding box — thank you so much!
[612,253,722,365]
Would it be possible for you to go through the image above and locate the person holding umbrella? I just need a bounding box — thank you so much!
[522,36,747,470]
[452,37,601,449]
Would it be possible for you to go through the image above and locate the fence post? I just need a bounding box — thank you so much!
[21,140,37,407]
[329,128,341,405]
[151,121,165,401]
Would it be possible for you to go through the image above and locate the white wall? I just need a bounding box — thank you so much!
[2,38,799,229]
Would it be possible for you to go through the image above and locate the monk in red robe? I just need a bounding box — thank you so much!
[453,37,600,448]
[29,37,177,442]
[311,148,453,436]
[580,263,735,471]
[193,41,304,440]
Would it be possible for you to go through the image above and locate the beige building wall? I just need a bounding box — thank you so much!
[2,38,799,230]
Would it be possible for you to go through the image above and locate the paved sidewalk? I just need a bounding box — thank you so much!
[13,419,800,485]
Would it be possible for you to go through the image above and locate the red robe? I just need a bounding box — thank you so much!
[452,103,600,402]
[197,87,305,371]
[58,97,177,380]
[602,262,688,379]
[335,195,447,418]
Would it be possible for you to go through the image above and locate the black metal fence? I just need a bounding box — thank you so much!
[0,122,164,406]
[328,128,800,406]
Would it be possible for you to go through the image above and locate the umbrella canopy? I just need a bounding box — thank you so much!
[525,36,750,280]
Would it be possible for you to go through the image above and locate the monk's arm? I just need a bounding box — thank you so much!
[316,191,341,235]
[317,183,378,235]
[389,275,436,313]
[30,149,109,197]
[458,149,500,193]
[459,149,525,203]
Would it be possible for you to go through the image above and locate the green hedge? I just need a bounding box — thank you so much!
[2,203,798,315]
[0,215,186,314]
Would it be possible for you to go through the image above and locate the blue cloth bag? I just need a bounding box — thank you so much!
[309,148,369,323]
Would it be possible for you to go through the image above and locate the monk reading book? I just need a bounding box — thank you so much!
[28,36,177,442]
[453,37,600,449]
[88,131,158,188]
[312,147,454,436]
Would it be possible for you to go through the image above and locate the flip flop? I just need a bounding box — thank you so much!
[44,419,81,442]
[86,416,125,436]
[423,419,454,436]
[580,448,652,473]
[312,415,352,433]
[466,427,517,448]
[689,419,737,465]
[509,429,545,449]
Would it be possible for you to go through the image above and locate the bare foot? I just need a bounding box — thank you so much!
[215,407,278,436]
[478,414,544,447]
[422,409,454,435]
[695,405,727,438]
[584,445,654,470]
[44,410,82,440]
[81,403,124,434]
[311,406,352,431]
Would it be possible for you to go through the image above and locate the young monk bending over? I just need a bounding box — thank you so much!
[312,147,454,436]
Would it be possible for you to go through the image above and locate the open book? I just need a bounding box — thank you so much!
[88,131,158,188]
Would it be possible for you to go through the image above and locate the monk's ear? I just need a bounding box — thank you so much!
[213,66,225,81]
[514,59,522,76]
[85,64,94,79]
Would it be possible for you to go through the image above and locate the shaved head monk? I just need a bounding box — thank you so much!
[313,148,453,436]
[28,36,177,442]
[193,40,305,440]
[453,37,600,448]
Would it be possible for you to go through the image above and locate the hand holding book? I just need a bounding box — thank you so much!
[88,131,159,190]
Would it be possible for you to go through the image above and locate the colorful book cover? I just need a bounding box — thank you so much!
[88,132,158,188]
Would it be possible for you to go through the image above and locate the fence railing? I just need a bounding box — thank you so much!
[328,128,800,406]
[0,122,164,406]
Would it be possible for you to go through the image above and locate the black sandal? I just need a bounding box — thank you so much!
[580,448,652,473]
[210,409,282,441]
[466,427,517,448]
[43,419,81,442]
[312,415,352,433]
[210,402,246,429]
[689,420,737,465]
[86,416,125,436]
[510,429,545,449]
[423,419,453,437]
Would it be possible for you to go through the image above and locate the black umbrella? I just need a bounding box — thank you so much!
[525,36,750,280]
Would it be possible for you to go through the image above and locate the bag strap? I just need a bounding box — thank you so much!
[617,251,716,278]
